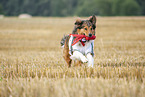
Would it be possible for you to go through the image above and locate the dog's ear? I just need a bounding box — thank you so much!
[89,15,97,35]
[89,15,96,26]
[89,15,96,30]
[75,18,83,26]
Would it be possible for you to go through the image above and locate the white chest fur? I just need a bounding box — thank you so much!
[68,35,94,67]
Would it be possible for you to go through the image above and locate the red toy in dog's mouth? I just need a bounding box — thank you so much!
[69,34,96,46]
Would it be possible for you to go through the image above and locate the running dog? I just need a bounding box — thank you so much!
[60,15,96,67]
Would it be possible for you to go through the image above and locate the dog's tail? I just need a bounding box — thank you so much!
[60,35,69,48]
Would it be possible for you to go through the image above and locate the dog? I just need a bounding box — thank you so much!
[60,15,96,67]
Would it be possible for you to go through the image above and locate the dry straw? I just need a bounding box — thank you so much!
[0,17,145,97]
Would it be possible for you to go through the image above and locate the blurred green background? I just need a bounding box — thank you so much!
[0,0,145,16]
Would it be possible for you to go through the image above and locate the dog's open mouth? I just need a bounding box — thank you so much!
[81,38,86,42]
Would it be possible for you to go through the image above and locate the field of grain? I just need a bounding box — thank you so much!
[0,17,145,97]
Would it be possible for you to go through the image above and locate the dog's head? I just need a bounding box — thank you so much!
[74,15,96,37]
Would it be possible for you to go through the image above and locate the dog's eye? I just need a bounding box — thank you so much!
[84,28,87,30]
[91,28,93,30]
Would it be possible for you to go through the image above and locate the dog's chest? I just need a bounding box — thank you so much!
[69,36,93,55]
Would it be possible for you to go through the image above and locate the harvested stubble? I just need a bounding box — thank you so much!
[0,17,145,97]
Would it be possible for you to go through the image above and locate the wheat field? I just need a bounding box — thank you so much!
[0,17,145,97]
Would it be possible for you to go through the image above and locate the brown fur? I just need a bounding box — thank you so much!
[62,15,96,67]
[77,21,93,36]
[63,36,72,67]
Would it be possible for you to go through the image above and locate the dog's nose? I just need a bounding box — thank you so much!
[89,33,92,37]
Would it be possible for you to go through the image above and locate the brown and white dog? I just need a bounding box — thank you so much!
[60,15,96,67]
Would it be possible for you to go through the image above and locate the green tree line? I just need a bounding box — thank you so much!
[0,0,145,16]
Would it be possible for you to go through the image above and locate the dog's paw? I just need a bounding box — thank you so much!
[70,55,76,60]
[81,56,88,63]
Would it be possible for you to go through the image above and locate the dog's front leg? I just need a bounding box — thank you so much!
[86,53,94,67]
[70,51,88,63]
